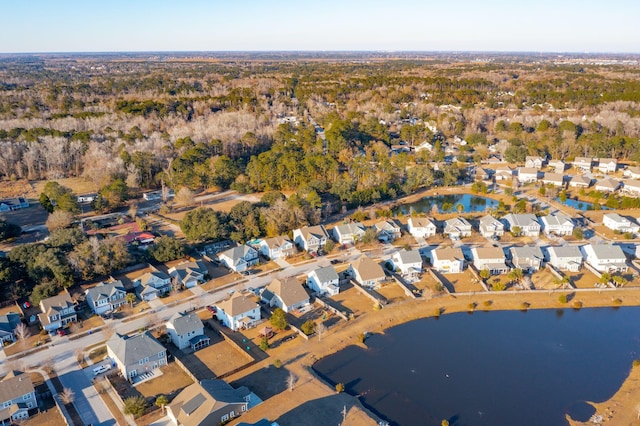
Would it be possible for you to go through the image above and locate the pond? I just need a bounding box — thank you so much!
[314,308,640,426]
[394,193,499,214]
[555,197,609,211]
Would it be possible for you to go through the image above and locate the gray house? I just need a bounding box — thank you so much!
[85,281,127,315]
[135,270,171,301]
[509,246,544,273]
[0,313,21,345]
[107,332,167,381]
[38,292,77,332]
[0,371,36,424]
[166,312,209,351]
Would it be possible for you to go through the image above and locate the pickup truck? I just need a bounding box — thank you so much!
[93,364,112,376]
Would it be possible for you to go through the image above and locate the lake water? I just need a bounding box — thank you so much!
[314,308,640,426]
[394,194,499,214]
[555,197,609,211]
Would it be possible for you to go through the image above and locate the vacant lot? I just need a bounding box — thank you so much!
[531,268,561,290]
[567,270,601,289]
[375,281,410,304]
[440,270,485,293]
[136,362,193,398]
[195,339,252,377]
[328,284,372,318]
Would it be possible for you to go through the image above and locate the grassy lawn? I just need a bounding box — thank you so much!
[202,273,241,291]
[136,363,193,398]
[567,270,601,289]
[32,177,98,196]
[4,329,49,357]
[22,407,67,426]
[88,345,108,364]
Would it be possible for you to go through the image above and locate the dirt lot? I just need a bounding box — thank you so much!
[135,362,194,398]
[531,268,562,290]
[375,281,411,304]
[328,284,373,318]
[195,339,254,377]
[567,270,601,289]
[440,270,485,293]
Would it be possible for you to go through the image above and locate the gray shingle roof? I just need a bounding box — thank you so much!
[107,332,165,366]
[168,312,203,335]
[310,265,339,283]
[86,281,125,302]
[0,371,33,404]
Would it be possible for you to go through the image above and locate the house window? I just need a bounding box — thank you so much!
[139,359,144,365]
[158,351,164,358]
[27,402,33,408]
[3,401,12,408]
[23,393,31,400]
[221,414,229,422]
[242,405,247,412]
[144,357,149,363]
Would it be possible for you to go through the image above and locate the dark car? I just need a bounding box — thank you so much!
[22,302,31,309]
[206,305,216,313]
[56,328,67,336]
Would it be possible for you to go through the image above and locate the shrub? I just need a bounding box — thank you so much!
[558,294,568,304]
[483,300,493,307]
[336,383,345,393]
[633,359,640,368]
[520,302,530,311]
[358,332,366,343]
[273,359,281,368]
[572,301,583,309]
[123,396,147,418]
[613,298,623,305]
[468,302,476,311]
[259,337,269,351]
[434,307,441,317]
[301,320,316,336]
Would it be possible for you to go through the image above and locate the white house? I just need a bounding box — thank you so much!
[573,157,593,172]
[525,156,545,169]
[332,222,366,246]
[546,245,583,272]
[0,197,28,212]
[494,166,513,181]
[541,172,564,187]
[597,158,617,174]
[293,225,329,253]
[261,277,310,313]
[85,281,127,315]
[431,247,465,274]
[307,265,340,296]
[621,180,640,197]
[502,214,541,237]
[471,246,510,275]
[479,215,505,238]
[347,255,387,288]
[216,293,260,331]
[407,217,437,238]
[548,160,566,173]
[581,243,628,273]
[77,193,97,203]
[595,178,620,193]
[602,213,640,233]
[258,236,295,260]
[0,371,36,424]
[509,246,544,273]
[443,217,472,240]
[218,245,259,273]
[540,212,574,236]
[391,249,423,276]
[517,167,540,184]
[624,166,640,179]
[166,312,209,351]
[374,220,401,242]
[569,175,592,188]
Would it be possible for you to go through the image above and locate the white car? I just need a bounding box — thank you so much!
[93,364,112,376]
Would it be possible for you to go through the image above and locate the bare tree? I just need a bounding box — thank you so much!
[286,372,297,392]
[316,323,327,342]
[42,357,55,376]
[174,186,195,208]
[45,210,75,232]
[13,323,30,349]
[59,388,75,405]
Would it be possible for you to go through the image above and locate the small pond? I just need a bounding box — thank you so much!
[394,193,499,214]
[555,197,609,211]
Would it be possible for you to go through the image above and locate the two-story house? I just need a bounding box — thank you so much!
[374,220,401,242]
[572,157,593,172]
[471,246,510,275]
[0,371,36,424]
[258,236,295,260]
[307,265,340,296]
[85,281,127,315]
[168,260,208,289]
[509,246,544,273]
[347,255,387,288]
[166,312,209,351]
[546,245,583,272]
[517,167,539,184]
[479,215,505,239]
[547,160,566,173]
[502,214,541,237]
[391,249,423,277]
[293,225,330,253]
[597,158,617,174]
[624,166,640,180]
[525,156,545,169]
[0,313,21,345]
[38,292,77,333]
[541,172,564,187]
[443,217,472,240]
[261,277,310,313]
[332,222,366,246]
[603,213,640,233]
[107,332,167,381]
[621,180,640,197]
[135,270,171,301]
[582,243,628,273]
[216,293,260,331]
[218,245,259,273]
[540,212,575,236]
[494,165,513,181]
[407,217,437,238]
[430,247,465,274]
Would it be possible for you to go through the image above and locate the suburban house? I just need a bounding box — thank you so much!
[595,178,620,193]
[390,249,423,276]
[502,214,541,237]
[347,255,387,288]
[261,277,309,313]
[602,213,640,233]
[166,312,209,351]
[0,197,29,212]
[517,167,540,184]
[77,193,97,203]
[621,180,640,197]
[541,172,564,187]
[292,225,329,253]
[168,260,208,289]
[573,157,593,172]
[307,265,340,296]
[494,165,514,181]
[597,158,617,174]
[443,217,472,240]
[0,313,21,345]
[38,292,77,333]
[509,246,544,273]
[167,379,250,426]
[407,217,437,238]
[624,166,640,179]
[548,160,566,173]
[216,293,260,331]
[475,168,493,181]
[374,220,401,242]
[546,245,583,272]
[258,236,295,260]
[218,245,259,273]
[569,175,592,188]
[540,212,575,236]
[471,247,510,275]
[0,371,36,424]
[332,222,366,246]
[135,270,171,301]
[582,243,628,273]
[107,332,167,381]
[85,281,127,315]
[479,215,505,238]
[525,156,545,169]
[430,247,465,274]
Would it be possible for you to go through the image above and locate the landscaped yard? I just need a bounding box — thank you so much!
[88,345,108,364]
[135,363,194,398]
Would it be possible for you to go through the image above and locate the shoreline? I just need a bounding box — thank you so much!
[229,289,640,425]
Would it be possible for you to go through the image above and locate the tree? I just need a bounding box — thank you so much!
[336,383,345,393]
[324,239,336,253]
[55,192,80,213]
[0,219,21,241]
[572,227,584,239]
[359,228,377,245]
[511,226,522,237]
[59,388,75,405]
[126,292,136,308]
[441,420,450,426]
[301,320,316,336]
[45,210,75,232]
[180,208,230,242]
[174,186,195,208]
[270,308,287,330]
[286,372,297,392]
[479,269,490,281]
[39,193,54,213]
[259,336,269,351]
[13,322,30,349]
[30,281,59,305]
[123,395,147,417]
[148,236,185,262]
[599,272,612,285]
[155,395,169,414]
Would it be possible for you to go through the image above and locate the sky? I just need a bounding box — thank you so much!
[1,0,639,53]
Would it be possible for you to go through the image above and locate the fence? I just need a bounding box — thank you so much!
[315,297,349,321]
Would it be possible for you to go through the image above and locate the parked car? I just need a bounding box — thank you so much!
[93,364,111,376]
[56,328,67,336]
[22,302,31,309]
[206,305,216,313]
